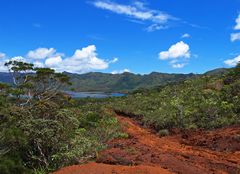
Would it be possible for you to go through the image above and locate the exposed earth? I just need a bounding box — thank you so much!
[54,114,240,174]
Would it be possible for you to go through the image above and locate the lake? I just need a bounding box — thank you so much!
[66,91,126,98]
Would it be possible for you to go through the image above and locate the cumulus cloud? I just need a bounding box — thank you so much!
[158,41,191,68]
[27,48,56,59]
[234,14,240,30]
[159,41,190,60]
[45,56,63,67]
[111,69,130,74]
[92,0,174,31]
[181,33,190,38]
[231,33,240,42]
[57,45,110,73]
[41,45,117,73]
[0,45,117,73]
[230,14,240,42]
[224,55,240,66]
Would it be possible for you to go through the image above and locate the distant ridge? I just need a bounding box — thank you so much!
[204,68,229,76]
[0,68,229,93]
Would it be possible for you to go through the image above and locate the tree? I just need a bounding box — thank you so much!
[1,61,74,172]
[31,68,71,102]
[4,61,71,105]
[4,61,34,103]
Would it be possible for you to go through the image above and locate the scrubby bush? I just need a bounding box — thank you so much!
[158,129,170,137]
[112,64,240,131]
[0,61,123,173]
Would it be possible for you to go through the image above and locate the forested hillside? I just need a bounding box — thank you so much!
[113,64,239,131]
[0,69,228,93]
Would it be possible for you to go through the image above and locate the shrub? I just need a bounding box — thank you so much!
[158,129,170,137]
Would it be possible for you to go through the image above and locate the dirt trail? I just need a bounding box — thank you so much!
[54,114,240,174]
[54,162,171,174]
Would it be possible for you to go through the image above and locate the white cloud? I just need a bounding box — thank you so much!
[109,57,118,63]
[0,55,27,72]
[158,41,191,68]
[146,24,167,32]
[47,45,116,73]
[45,56,63,67]
[0,62,7,72]
[27,48,56,59]
[111,69,130,74]
[11,56,26,62]
[94,1,151,20]
[34,61,45,68]
[181,33,190,38]
[224,55,240,66]
[93,1,174,31]
[0,56,27,72]
[0,52,6,59]
[60,45,109,73]
[234,14,240,30]
[230,14,240,42]
[0,45,117,73]
[172,63,186,68]
[0,53,8,72]
[159,41,190,60]
[230,33,240,42]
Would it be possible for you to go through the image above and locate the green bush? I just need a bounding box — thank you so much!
[158,129,170,137]
[112,65,240,131]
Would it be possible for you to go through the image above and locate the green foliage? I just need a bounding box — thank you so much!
[0,66,229,93]
[4,61,72,105]
[65,71,197,92]
[115,132,129,139]
[0,155,30,174]
[0,61,123,173]
[0,98,122,173]
[158,129,170,137]
[0,60,237,173]
[112,65,239,131]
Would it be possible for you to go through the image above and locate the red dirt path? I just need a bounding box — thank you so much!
[54,162,171,174]
[54,114,240,174]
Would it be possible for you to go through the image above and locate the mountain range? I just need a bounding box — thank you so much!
[0,68,228,93]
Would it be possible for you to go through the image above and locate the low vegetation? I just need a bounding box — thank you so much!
[112,63,240,131]
[0,61,122,174]
[0,60,239,173]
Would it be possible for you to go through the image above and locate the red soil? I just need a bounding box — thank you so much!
[54,114,240,174]
[54,162,171,174]
[181,126,240,152]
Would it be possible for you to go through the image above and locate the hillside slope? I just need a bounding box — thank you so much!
[54,113,240,174]
[67,72,198,92]
[0,71,197,92]
[0,68,228,92]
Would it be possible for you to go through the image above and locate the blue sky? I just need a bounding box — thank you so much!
[0,0,240,74]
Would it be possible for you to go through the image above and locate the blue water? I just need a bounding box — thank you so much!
[66,91,126,98]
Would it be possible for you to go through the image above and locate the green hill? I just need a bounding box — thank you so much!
[65,72,198,92]
[112,65,239,130]
[0,68,229,93]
